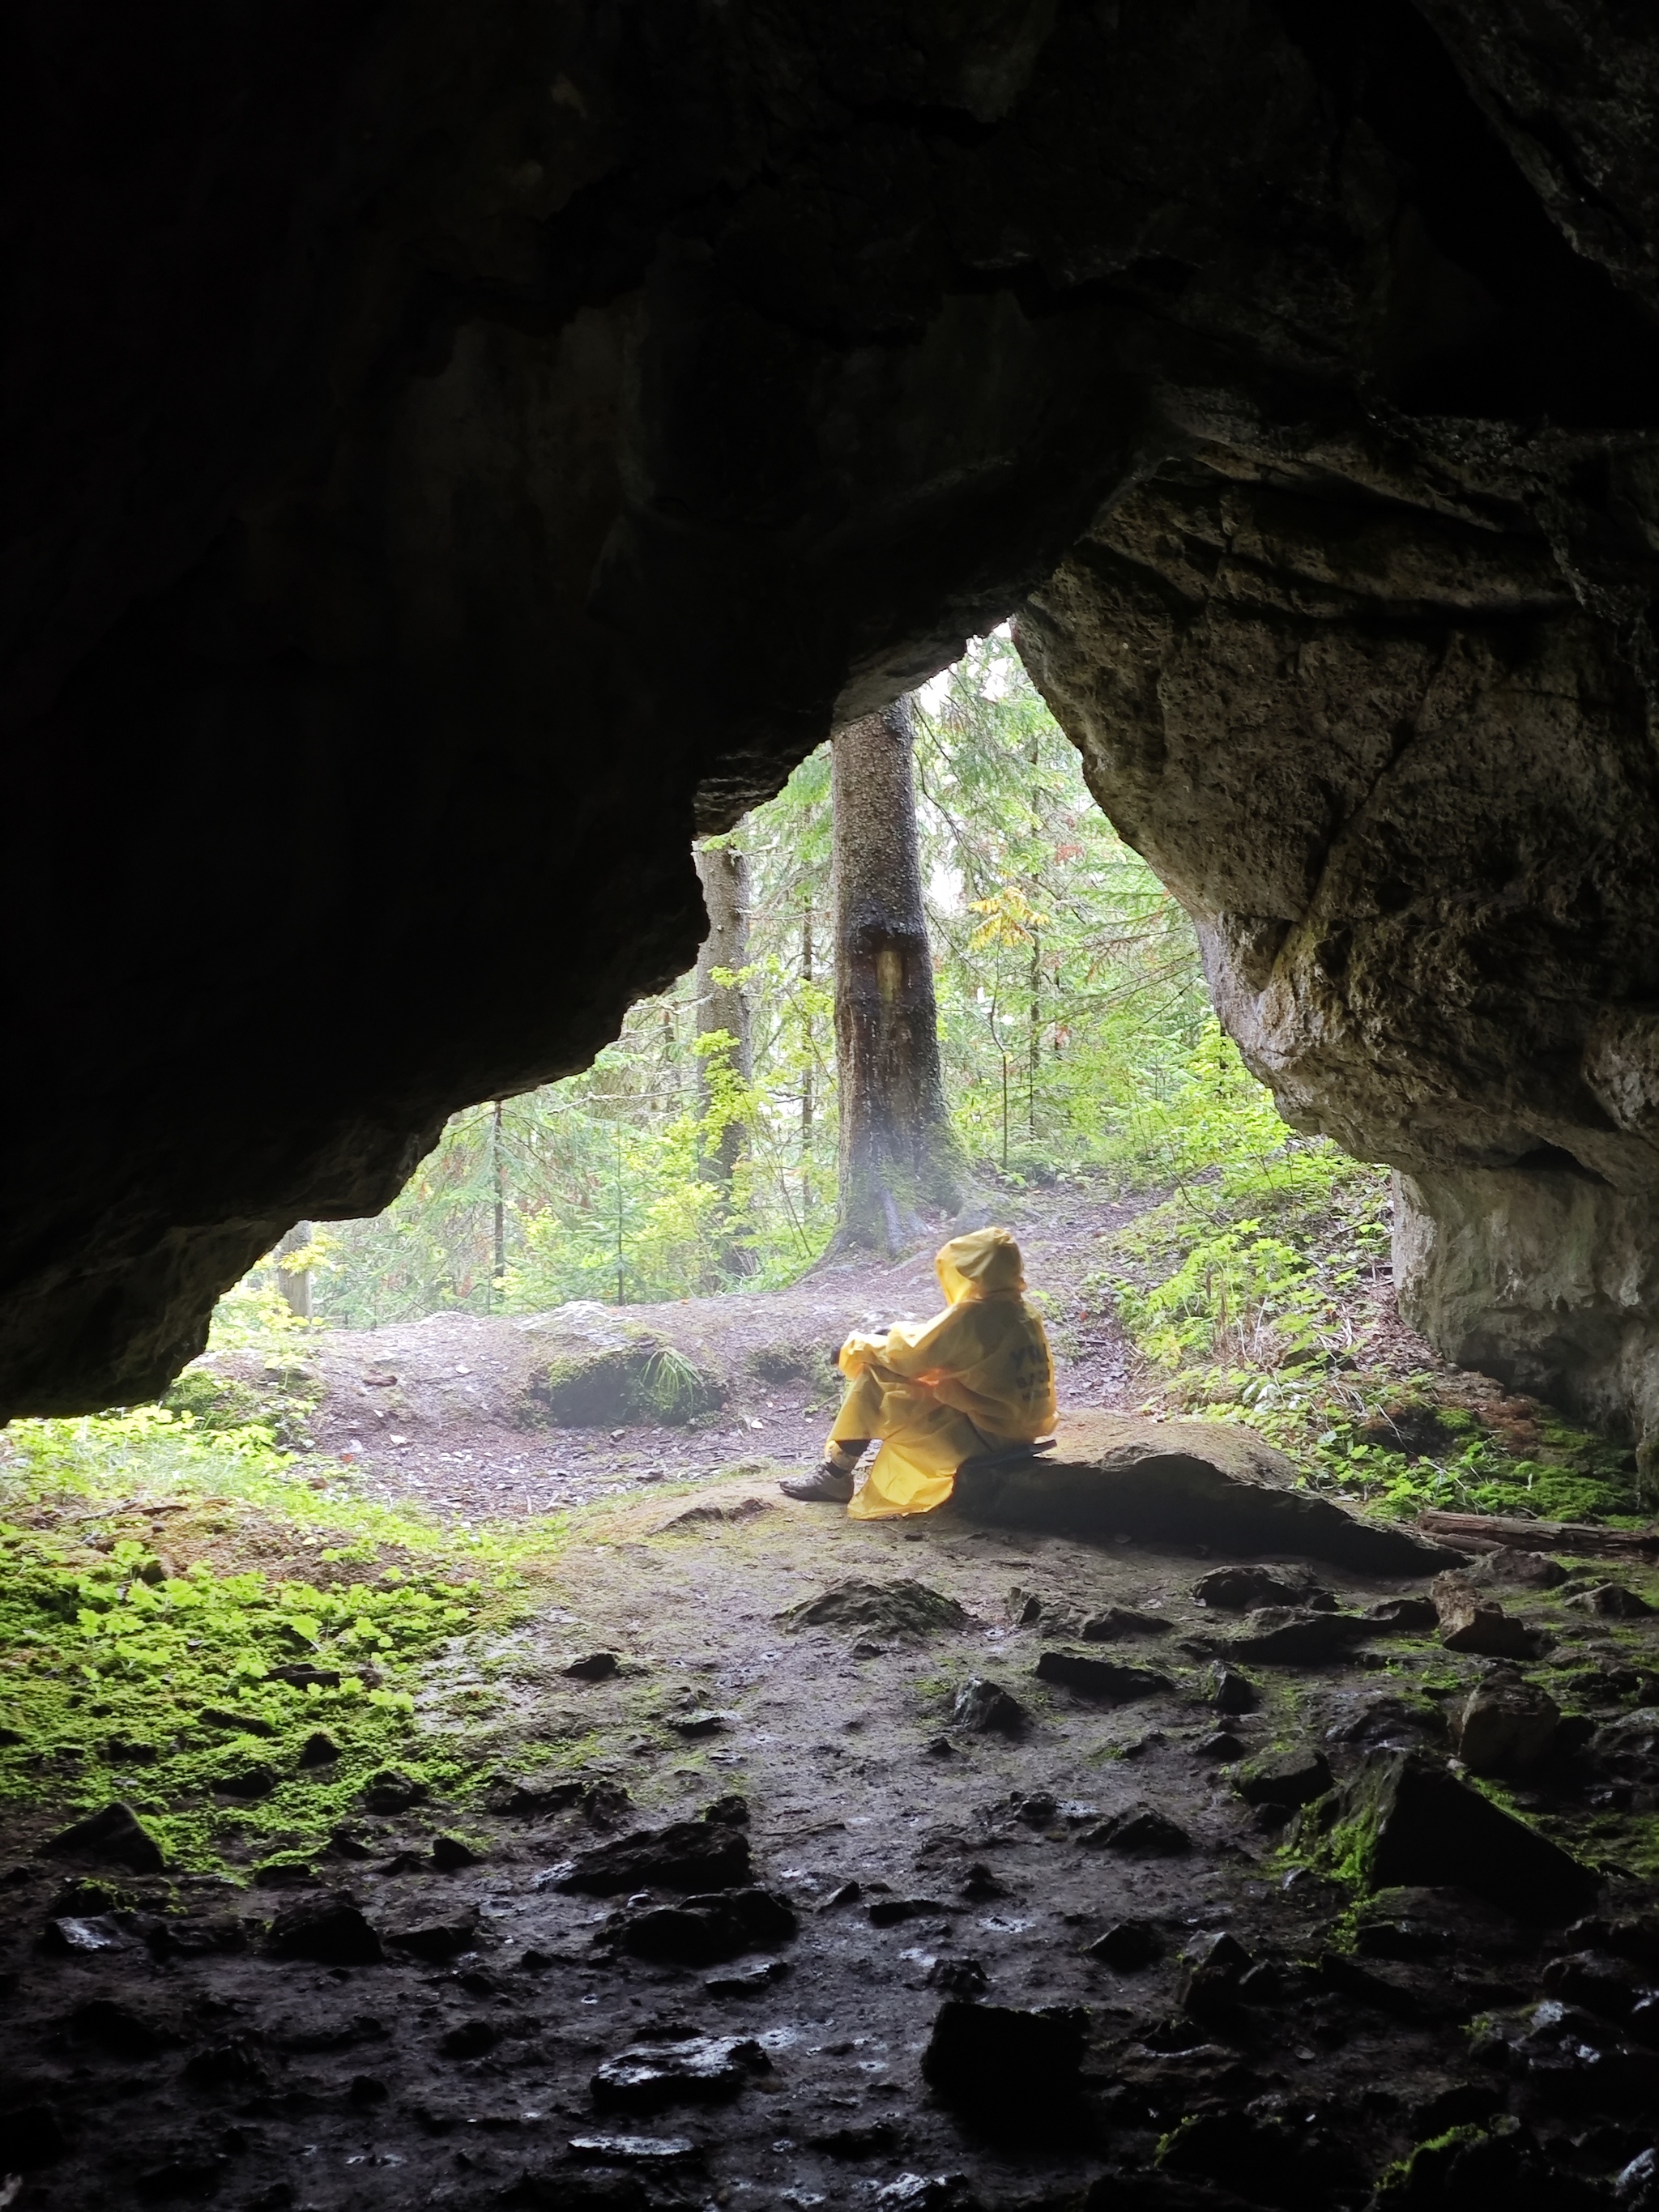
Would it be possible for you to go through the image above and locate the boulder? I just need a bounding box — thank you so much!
[382,1908,480,1962]
[808,2120,904,2158]
[869,1895,962,1927]
[1448,1672,1560,1775]
[1588,1707,1659,1788]
[212,1762,278,1799]
[955,1414,1454,1572]
[1540,1950,1654,2031]
[921,2000,1088,2123]
[1365,1597,1440,1632]
[1431,1572,1542,1658]
[1231,1746,1332,1809]
[1565,1583,1655,1619]
[1034,1651,1172,1703]
[705,1958,790,1997]
[1154,2109,1363,2209]
[518,1305,722,1425]
[41,1801,163,1875]
[1313,1749,1598,1921]
[605,1887,795,1966]
[568,2134,698,2167]
[783,1581,968,1639]
[591,2035,769,2112]
[952,1678,1027,1736]
[1079,1804,1191,1856]
[361,1770,428,1814]
[1193,1563,1319,1611]
[557,1818,753,1896]
[1225,1611,1369,1664]
[1078,1605,1171,1640]
[266,1892,384,1965]
[45,1915,130,1954]
[1084,1920,1163,1970]
[1618,2148,1659,2210]
[1469,1551,1569,1592]
[1205,1664,1260,1715]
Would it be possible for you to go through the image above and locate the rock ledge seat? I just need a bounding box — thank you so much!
[951,1413,1455,1574]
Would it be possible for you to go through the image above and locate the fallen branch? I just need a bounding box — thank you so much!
[1415,1508,1659,1559]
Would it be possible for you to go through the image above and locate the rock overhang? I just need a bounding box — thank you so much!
[9,2,1659,1420]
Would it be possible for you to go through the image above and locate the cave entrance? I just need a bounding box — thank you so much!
[3,639,1654,2208]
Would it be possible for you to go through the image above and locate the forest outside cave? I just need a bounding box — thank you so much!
[2,640,1657,2211]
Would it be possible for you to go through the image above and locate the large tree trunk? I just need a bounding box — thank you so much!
[275,1221,313,1321]
[830,697,967,1254]
[693,842,756,1278]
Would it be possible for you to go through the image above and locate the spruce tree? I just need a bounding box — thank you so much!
[830,696,968,1253]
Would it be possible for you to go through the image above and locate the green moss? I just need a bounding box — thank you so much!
[1374,2124,1488,2197]
[0,1525,522,1869]
[0,1407,572,1874]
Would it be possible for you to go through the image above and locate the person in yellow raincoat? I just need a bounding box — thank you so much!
[778,1225,1056,1517]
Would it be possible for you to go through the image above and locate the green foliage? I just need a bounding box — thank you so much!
[0,1409,555,1868]
[640,1345,721,1424]
[255,633,1213,1326]
[1093,1025,1644,1523]
[0,1531,485,1868]
[916,635,1209,1178]
[1094,1021,1390,1375]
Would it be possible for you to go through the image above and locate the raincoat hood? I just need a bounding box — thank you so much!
[935,1225,1025,1303]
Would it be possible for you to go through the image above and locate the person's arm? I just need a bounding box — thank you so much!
[866,1306,970,1383]
[837,1328,890,1377]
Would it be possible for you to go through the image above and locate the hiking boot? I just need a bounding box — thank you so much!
[778,1461,855,1503]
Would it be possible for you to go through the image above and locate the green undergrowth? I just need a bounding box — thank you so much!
[0,1404,562,1874]
[1091,1125,1649,1527]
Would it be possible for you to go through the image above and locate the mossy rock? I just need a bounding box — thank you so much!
[162,1362,319,1448]
[1302,1746,1599,1921]
[745,1339,838,1387]
[515,1303,722,1426]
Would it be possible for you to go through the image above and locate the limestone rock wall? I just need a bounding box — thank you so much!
[11,1,1659,1419]
[1392,1169,1659,1462]
[1019,443,1659,1447]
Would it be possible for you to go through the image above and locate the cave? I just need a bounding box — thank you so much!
[6,3,1659,2206]
[10,0,1659,1449]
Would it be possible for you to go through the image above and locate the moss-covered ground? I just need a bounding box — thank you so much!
[0,1406,578,1872]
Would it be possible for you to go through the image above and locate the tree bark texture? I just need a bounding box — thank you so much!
[831,697,966,1254]
[693,843,755,1276]
[275,1221,313,1322]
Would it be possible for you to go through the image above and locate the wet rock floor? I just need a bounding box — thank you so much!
[3,1480,1658,2210]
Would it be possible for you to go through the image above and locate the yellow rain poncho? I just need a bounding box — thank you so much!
[830,1225,1056,1520]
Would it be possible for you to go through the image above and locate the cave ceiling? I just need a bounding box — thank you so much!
[7,0,1659,1419]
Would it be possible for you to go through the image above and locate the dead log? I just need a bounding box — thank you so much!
[1415,1510,1659,1559]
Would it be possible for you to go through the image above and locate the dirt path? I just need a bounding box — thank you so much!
[299,1185,1150,1525]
